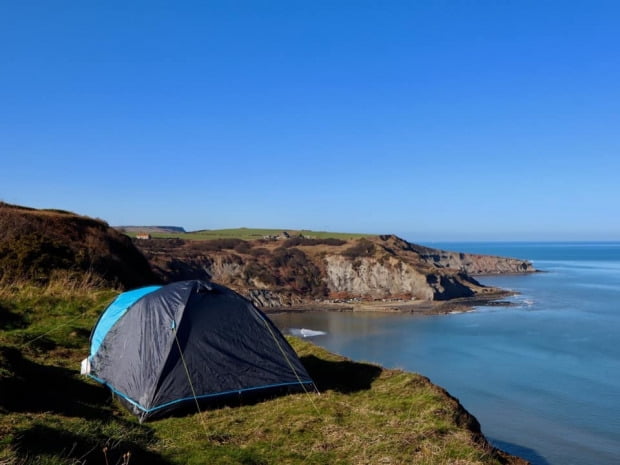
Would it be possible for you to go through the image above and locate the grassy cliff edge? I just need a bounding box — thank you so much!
[0,287,527,465]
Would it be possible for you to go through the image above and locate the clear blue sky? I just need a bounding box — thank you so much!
[2,1,619,241]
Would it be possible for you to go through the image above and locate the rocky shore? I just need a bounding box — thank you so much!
[264,289,517,315]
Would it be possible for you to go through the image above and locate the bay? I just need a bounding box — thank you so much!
[270,242,620,465]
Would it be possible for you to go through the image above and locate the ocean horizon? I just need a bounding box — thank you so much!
[272,241,620,465]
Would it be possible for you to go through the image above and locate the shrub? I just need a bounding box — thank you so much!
[320,238,347,246]
[201,238,245,251]
[282,237,347,247]
[243,262,279,286]
[233,241,252,254]
[343,238,376,258]
[249,247,271,257]
[269,248,328,297]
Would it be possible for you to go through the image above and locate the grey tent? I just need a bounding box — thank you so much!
[82,280,314,421]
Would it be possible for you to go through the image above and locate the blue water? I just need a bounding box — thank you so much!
[271,242,620,465]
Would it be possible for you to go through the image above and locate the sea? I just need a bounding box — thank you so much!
[270,242,620,465]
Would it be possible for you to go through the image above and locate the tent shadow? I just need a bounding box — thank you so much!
[12,423,171,465]
[0,303,28,330]
[300,354,382,393]
[139,354,384,420]
[0,345,110,419]
[1,345,174,464]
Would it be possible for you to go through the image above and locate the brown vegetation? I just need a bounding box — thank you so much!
[0,202,158,289]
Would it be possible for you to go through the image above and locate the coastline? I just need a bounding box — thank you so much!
[263,288,517,315]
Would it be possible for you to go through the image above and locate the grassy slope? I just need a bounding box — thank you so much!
[0,286,518,465]
[125,227,372,241]
[0,203,158,289]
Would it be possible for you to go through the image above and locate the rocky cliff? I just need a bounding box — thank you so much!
[409,242,535,274]
[0,203,535,307]
[137,234,536,308]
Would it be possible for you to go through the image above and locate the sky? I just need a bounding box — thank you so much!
[2,1,619,241]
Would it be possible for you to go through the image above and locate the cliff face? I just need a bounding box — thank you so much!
[322,254,486,301]
[137,234,536,308]
[408,243,535,274]
[324,255,435,300]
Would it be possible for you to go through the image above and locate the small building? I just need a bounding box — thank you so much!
[135,233,151,240]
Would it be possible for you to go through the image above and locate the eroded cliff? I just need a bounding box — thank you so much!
[137,234,535,308]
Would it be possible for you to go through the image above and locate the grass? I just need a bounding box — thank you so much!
[151,347,496,465]
[125,228,373,241]
[0,283,514,465]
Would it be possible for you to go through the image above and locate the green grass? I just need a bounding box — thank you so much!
[0,284,512,465]
[149,342,502,465]
[127,228,373,241]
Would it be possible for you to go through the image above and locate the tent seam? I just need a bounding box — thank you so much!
[142,281,199,414]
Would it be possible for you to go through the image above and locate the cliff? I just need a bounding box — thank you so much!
[0,203,535,308]
[136,234,536,308]
[408,242,535,274]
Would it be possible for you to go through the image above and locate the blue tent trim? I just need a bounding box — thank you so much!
[90,285,161,357]
[89,373,314,414]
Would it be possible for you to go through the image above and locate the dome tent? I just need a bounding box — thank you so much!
[82,280,314,422]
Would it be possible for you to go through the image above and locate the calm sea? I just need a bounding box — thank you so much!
[271,242,620,465]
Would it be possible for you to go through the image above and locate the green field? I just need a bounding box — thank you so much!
[129,227,373,241]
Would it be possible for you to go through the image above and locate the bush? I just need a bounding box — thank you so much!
[201,238,245,251]
[320,238,348,246]
[233,241,252,254]
[269,248,328,297]
[243,262,279,286]
[282,237,347,247]
[249,247,271,257]
[342,239,376,258]
[270,247,307,268]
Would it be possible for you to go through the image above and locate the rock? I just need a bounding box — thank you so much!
[136,234,535,307]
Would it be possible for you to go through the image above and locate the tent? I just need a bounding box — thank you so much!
[82,279,314,421]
